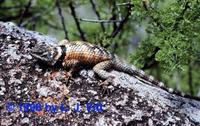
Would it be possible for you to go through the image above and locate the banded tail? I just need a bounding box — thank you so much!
[112,55,164,88]
[112,55,200,101]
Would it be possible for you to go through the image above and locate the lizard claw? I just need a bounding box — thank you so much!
[99,76,115,86]
[99,76,115,95]
[65,69,75,85]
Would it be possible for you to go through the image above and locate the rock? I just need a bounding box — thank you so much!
[0,21,200,126]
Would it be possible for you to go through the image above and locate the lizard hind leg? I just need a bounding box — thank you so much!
[93,60,115,89]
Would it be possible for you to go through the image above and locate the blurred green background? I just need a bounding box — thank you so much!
[0,0,199,95]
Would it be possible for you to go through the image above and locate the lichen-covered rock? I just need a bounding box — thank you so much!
[0,22,200,126]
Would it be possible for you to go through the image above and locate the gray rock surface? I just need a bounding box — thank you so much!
[0,22,200,126]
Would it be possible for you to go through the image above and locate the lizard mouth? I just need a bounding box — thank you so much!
[30,53,49,62]
[30,52,57,66]
[30,44,50,62]
[30,45,58,66]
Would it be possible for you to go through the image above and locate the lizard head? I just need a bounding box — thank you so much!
[31,44,62,66]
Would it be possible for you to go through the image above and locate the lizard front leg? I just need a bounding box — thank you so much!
[62,59,80,77]
[93,60,115,87]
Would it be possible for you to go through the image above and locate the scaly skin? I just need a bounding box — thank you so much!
[31,39,200,101]
[56,40,164,85]
[30,39,166,86]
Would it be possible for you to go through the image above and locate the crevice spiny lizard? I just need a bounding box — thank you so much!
[31,39,200,101]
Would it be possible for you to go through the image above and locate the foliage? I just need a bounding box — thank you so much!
[130,0,200,94]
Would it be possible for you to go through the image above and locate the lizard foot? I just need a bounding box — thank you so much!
[65,69,75,85]
[99,76,115,95]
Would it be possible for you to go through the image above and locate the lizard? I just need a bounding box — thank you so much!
[31,39,200,101]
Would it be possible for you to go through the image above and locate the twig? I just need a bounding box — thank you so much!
[142,3,165,31]
[89,0,105,32]
[173,1,190,30]
[188,58,194,95]
[143,7,165,30]
[0,5,26,10]
[69,2,87,41]
[117,4,122,21]
[0,0,5,4]
[78,18,122,23]
[109,0,118,36]
[43,20,63,30]
[110,2,133,38]
[18,0,32,27]
[150,15,165,31]
[116,2,134,6]
[20,7,54,27]
[56,0,69,40]
[20,13,42,27]
[142,47,160,70]
[0,15,22,21]
[30,21,36,30]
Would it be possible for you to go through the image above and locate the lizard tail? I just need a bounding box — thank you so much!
[112,55,164,87]
[112,55,200,101]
